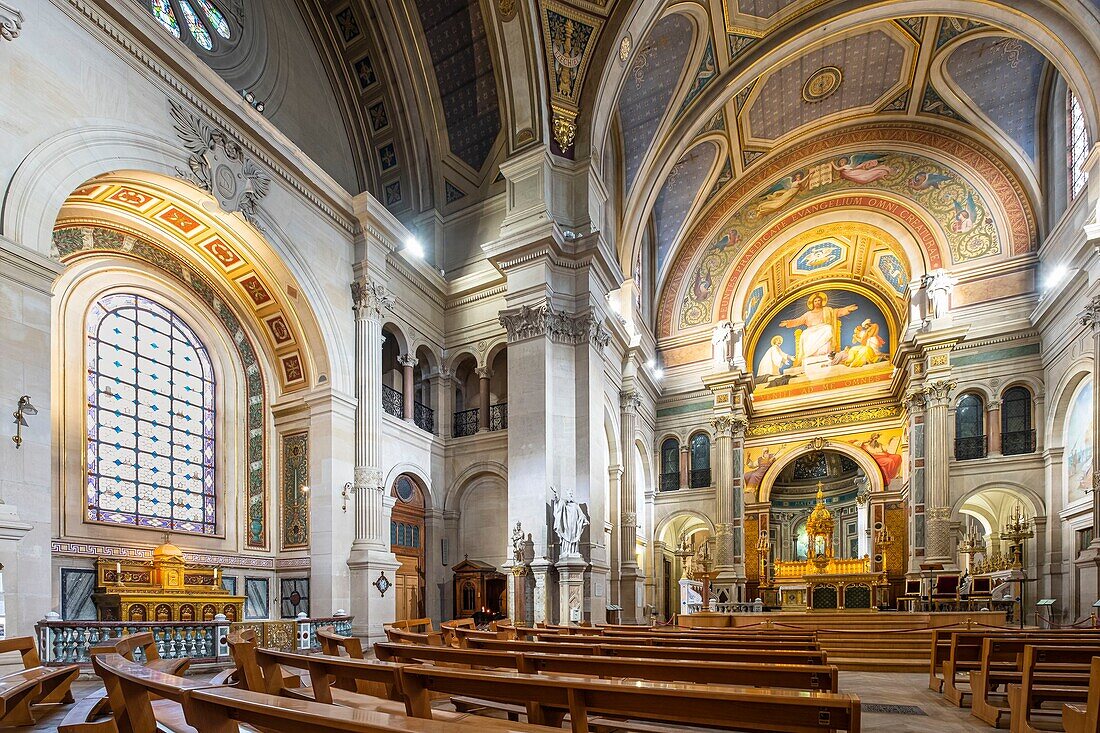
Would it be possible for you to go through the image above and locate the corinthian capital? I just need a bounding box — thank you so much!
[1080,295,1100,331]
[0,3,23,41]
[619,390,642,414]
[498,300,610,349]
[350,279,393,320]
[925,378,957,405]
[712,415,743,438]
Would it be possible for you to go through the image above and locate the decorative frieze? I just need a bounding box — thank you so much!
[498,301,609,349]
[0,2,23,41]
[169,101,271,227]
[746,404,901,437]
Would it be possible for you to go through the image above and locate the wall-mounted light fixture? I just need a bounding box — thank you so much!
[342,482,353,513]
[12,395,37,449]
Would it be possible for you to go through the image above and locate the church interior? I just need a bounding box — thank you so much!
[4,0,1100,730]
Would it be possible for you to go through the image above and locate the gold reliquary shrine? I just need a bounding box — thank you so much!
[91,541,245,623]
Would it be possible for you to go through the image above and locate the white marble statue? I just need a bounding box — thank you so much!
[908,277,931,330]
[551,487,589,558]
[711,320,733,366]
[926,269,958,321]
[511,521,525,565]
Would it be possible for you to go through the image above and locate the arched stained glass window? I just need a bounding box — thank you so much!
[86,293,217,535]
[150,0,181,38]
[689,433,711,488]
[1069,91,1091,200]
[195,0,231,39]
[954,393,986,460]
[178,1,212,50]
[660,438,680,491]
[146,0,232,50]
[1001,386,1035,455]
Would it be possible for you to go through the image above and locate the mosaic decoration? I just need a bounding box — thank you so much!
[334,6,360,44]
[707,157,734,200]
[54,225,268,548]
[540,2,603,152]
[368,101,388,131]
[85,293,217,535]
[921,86,964,121]
[945,35,1045,159]
[895,17,925,41]
[744,427,904,493]
[354,56,376,90]
[413,0,501,170]
[281,432,309,550]
[792,239,845,274]
[678,150,996,327]
[874,252,908,296]
[749,288,894,400]
[445,180,466,204]
[1065,377,1093,505]
[679,38,718,114]
[881,90,910,112]
[728,33,757,63]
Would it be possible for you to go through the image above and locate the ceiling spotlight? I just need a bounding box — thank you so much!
[405,237,425,259]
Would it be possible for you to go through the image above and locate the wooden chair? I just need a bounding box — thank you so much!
[932,574,961,611]
[1064,656,1100,733]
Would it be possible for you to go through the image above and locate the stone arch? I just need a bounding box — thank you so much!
[757,441,883,505]
[381,321,412,355]
[446,348,480,373]
[444,461,509,515]
[385,462,435,508]
[954,383,995,406]
[1046,362,1092,450]
[653,509,715,546]
[952,481,1045,523]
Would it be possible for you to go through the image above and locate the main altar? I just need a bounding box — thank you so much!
[91,539,245,622]
[761,485,888,611]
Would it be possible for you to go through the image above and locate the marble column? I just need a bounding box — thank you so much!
[988,399,1002,456]
[619,390,644,622]
[922,379,957,568]
[679,445,689,490]
[398,353,417,422]
[904,388,928,575]
[712,416,747,600]
[348,278,399,641]
[476,367,491,431]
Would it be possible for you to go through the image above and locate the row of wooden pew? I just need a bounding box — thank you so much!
[927,626,1100,732]
[61,620,861,732]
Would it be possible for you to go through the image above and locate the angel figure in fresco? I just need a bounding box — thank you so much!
[756,335,793,381]
[692,267,712,302]
[832,153,895,184]
[853,433,903,483]
[833,318,886,368]
[778,292,859,364]
[908,171,952,191]
[753,171,806,217]
[951,192,978,233]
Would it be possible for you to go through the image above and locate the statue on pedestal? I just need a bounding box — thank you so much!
[551,487,589,558]
[511,522,525,565]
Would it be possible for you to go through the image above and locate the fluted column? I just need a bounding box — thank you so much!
[713,416,747,598]
[398,353,417,422]
[619,390,644,622]
[348,278,399,640]
[922,379,957,566]
[476,367,492,431]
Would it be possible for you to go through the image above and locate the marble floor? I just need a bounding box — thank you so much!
[30,672,1002,731]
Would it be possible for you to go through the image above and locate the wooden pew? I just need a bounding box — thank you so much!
[184,685,546,733]
[1064,656,1100,733]
[374,641,840,692]
[385,626,446,647]
[532,633,821,651]
[317,628,366,659]
[90,652,221,733]
[941,631,1100,706]
[466,637,829,665]
[1008,645,1100,733]
[398,664,861,732]
[971,638,1100,726]
[0,636,80,728]
[59,632,192,733]
[388,618,436,632]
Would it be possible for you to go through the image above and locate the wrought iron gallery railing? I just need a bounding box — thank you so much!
[489,402,508,431]
[689,468,712,488]
[1001,429,1035,456]
[659,473,680,491]
[382,384,403,419]
[955,434,988,461]
[453,408,479,437]
[34,615,354,666]
[413,401,434,434]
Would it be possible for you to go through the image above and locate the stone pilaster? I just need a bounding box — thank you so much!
[618,390,644,622]
[712,415,747,602]
[1075,296,1100,606]
[921,378,957,567]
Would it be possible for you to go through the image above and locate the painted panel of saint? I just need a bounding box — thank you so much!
[1066,378,1093,505]
[750,289,892,399]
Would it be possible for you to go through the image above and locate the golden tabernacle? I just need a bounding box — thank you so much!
[91,539,245,622]
[762,484,887,611]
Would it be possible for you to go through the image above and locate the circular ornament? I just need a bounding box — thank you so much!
[802,66,843,103]
[619,34,632,63]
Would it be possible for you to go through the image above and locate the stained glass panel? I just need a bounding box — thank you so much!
[1069,91,1091,200]
[178,0,213,50]
[86,293,216,535]
[195,0,231,39]
[149,0,181,38]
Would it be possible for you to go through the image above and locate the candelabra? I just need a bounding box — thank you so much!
[1001,503,1034,629]
[958,525,986,571]
[674,533,694,580]
[756,529,770,588]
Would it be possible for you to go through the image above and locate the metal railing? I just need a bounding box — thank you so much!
[453,408,479,437]
[413,402,434,434]
[659,473,680,491]
[955,435,988,460]
[35,616,354,666]
[689,468,712,488]
[489,402,508,431]
[1001,429,1035,455]
[382,384,403,419]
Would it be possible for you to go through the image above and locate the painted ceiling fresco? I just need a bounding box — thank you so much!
[944,35,1046,160]
[745,28,910,143]
[654,141,719,274]
[618,13,695,190]
[414,0,501,171]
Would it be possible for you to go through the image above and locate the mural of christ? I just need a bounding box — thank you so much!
[778,292,858,365]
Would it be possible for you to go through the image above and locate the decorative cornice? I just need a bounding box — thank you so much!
[0,2,23,40]
[498,300,609,349]
[51,540,278,569]
[446,284,508,310]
